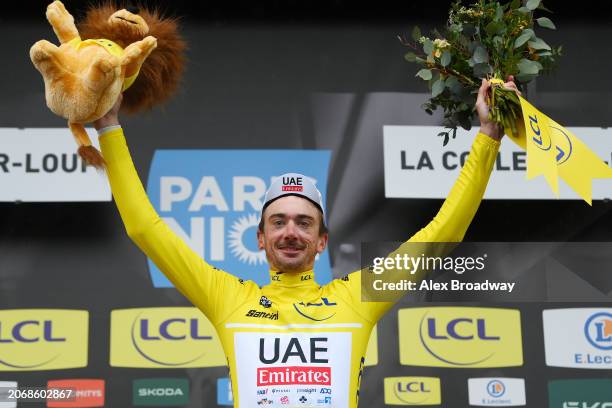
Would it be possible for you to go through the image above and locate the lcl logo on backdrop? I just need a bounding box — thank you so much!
[543,308,612,369]
[145,150,332,288]
[109,307,225,368]
[549,379,612,408]
[467,378,526,407]
[398,307,523,368]
[0,310,88,371]
[383,377,441,405]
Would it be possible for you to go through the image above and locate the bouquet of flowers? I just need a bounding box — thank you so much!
[400,0,562,144]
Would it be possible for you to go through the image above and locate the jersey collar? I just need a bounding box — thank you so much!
[269,269,316,287]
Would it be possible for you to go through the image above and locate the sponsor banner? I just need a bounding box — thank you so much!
[145,149,332,287]
[0,309,88,371]
[217,378,233,406]
[364,325,378,367]
[0,128,111,202]
[398,307,523,368]
[468,378,526,407]
[234,332,351,407]
[47,379,104,408]
[543,308,612,369]
[132,378,189,406]
[383,377,441,405]
[383,126,612,200]
[0,381,17,408]
[109,307,225,368]
[548,379,612,408]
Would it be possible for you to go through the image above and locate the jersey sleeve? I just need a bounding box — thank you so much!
[99,128,257,324]
[328,132,500,323]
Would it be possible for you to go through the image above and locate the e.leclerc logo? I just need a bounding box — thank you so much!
[398,307,523,367]
[0,310,88,371]
[468,378,526,407]
[383,377,441,405]
[110,307,225,368]
[543,308,612,369]
[584,312,612,351]
[146,150,332,287]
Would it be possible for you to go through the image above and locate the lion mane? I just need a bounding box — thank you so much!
[78,2,186,113]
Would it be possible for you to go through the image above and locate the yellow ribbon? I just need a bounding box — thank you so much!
[505,96,612,205]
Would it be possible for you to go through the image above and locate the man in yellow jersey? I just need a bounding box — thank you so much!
[94,77,518,408]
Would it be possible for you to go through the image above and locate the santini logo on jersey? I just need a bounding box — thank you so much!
[246,310,279,320]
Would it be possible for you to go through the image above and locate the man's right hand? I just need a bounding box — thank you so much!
[93,93,123,131]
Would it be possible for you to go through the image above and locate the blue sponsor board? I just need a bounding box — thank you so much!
[145,149,332,288]
[217,377,233,406]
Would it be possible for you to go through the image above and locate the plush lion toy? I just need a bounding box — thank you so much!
[30,1,185,168]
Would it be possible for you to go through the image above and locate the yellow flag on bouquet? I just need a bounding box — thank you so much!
[505,96,612,205]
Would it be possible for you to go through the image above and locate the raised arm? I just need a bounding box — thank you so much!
[329,78,519,323]
[95,95,256,324]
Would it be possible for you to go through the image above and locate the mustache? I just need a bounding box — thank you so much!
[276,242,306,250]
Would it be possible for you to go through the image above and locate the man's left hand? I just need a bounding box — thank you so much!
[476,75,521,141]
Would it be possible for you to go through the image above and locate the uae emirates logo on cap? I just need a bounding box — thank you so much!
[281,176,304,192]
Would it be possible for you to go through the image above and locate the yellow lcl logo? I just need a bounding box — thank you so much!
[0,309,88,371]
[110,307,225,368]
[398,307,523,368]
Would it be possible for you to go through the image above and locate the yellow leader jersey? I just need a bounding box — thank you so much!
[100,128,500,408]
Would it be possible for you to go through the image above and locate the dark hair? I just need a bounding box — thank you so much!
[258,211,328,236]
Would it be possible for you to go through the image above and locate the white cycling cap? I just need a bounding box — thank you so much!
[261,173,326,220]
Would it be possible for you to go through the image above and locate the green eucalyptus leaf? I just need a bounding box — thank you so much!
[526,0,541,11]
[432,78,446,97]
[404,52,418,62]
[486,21,504,36]
[514,29,535,48]
[536,17,556,29]
[423,38,434,55]
[416,68,433,80]
[528,37,551,50]
[412,26,422,42]
[473,46,489,63]
[495,4,504,21]
[440,50,452,67]
[473,63,493,78]
[446,76,463,94]
[517,6,530,13]
[517,58,542,75]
